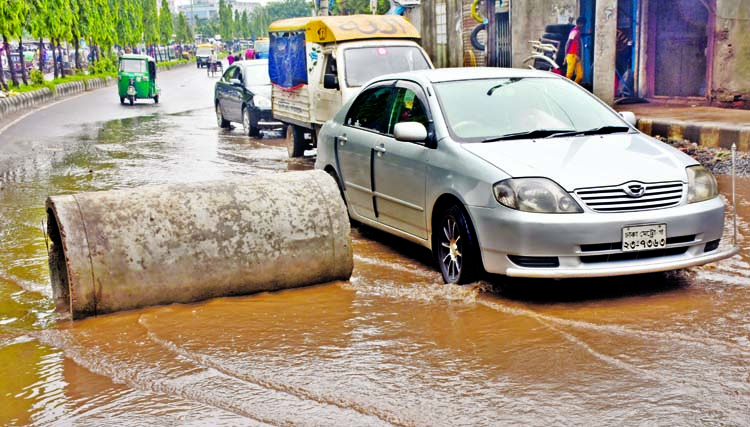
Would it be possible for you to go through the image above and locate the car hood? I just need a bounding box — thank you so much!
[461,133,696,190]
[248,85,271,99]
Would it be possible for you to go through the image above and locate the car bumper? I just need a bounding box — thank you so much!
[467,196,735,278]
[253,109,284,129]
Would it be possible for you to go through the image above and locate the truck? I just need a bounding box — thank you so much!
[268,15,433,157]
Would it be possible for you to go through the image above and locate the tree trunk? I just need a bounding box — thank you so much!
[3,36,19,87]
[0,51,8,91]
[74,37,81,71]
[57,39,64,77]
[38,38,44,72]
[18,37,29,85]
[52,39,59,78]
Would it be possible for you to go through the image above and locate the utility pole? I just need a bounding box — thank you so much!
[319,0,329,16]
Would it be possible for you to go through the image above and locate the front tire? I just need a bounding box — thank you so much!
[215,102,230,128]
[128,95,134,106]
[435,205,480,284]
[243,108,260,138]
[285,125,306,157]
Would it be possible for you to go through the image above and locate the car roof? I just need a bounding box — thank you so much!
[371,67,560,85]
[234,59,268,66]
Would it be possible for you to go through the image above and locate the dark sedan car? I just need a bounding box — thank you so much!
[214,59,282,137]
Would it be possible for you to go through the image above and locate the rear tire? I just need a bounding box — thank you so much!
[286,125,306,158]
[154,95,159,104]
[120,97,124,104]
[435,204,480,284]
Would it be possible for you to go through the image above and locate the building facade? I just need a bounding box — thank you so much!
[415,0,750,108]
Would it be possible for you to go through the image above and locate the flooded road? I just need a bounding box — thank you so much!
[1,67,749,426]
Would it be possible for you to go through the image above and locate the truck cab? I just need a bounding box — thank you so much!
[268,15,433,157]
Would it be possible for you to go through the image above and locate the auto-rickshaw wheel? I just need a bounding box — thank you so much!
[154,95,159,104]
[120,97,125,104]
[128,96,134,106]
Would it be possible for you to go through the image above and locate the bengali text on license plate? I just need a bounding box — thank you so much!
[621,224,667,252]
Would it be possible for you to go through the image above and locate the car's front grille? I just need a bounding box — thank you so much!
[575,182,684,212]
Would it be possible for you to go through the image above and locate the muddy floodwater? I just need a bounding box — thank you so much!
[1,106,749,426]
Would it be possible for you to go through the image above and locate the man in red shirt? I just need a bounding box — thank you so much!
[564,17,587,83]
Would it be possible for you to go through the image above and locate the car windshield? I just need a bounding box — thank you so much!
[196,47,212,56]
[244,64,270,87]
[120,59,146,73]
[433,77,630,142]
[344,46,431,87]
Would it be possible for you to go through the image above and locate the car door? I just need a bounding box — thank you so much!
[217,66,236,119]
[335,82,395,221]
[226,66,244,121]
[372,81,431,239]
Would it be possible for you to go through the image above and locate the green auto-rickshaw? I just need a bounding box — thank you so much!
[118,54,160,105]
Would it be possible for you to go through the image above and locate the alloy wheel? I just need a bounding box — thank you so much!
[439,216,463,283]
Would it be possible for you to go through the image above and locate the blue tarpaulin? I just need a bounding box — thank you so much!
[269,32,308,90]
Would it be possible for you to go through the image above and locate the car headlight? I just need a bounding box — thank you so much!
[493,178,583,213]
[687,165,718,203]
[253,95,271,109]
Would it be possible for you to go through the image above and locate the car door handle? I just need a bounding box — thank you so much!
[373,144,386,155]
[337,136,348,146]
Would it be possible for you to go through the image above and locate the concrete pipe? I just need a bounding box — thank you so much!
[46,170,353,319]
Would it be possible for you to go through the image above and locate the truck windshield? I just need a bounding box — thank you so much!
[120,59,145,73]
[343,46,431,87]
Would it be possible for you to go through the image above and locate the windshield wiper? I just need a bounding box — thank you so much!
[482,129,574,142]
[547,125,632,138]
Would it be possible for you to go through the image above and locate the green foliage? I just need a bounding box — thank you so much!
[159,0,174,44]
[240,11,250,39]
[143,0,160,45]
[29,69,45,86]
[175,12,190,44]
[88,56,117,75]
[332,0,390,15]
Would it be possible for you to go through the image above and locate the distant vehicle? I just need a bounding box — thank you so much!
[315,67,736,284]
[253,38,269,59]
[118,54,160,105]
[214,59,281,137]
[268,15,433,157]
[195,44,214,68]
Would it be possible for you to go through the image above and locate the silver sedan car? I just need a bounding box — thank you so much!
[315,67,737,284]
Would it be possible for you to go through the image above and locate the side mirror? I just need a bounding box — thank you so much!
[620,111,637,127]
[229,78,243,86]
[394,122,428,142]
[324,73,339,90]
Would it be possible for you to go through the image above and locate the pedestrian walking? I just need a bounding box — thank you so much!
[563,16,586,84]
[245,47,255,60]
[227,53,235,65]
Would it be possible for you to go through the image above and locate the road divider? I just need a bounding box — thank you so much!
[0,77,117,122]
[46,170,353,319]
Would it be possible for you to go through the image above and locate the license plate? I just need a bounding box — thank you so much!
[622,224,667,252]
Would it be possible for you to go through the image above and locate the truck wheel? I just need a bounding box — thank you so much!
[286,125,306,158]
